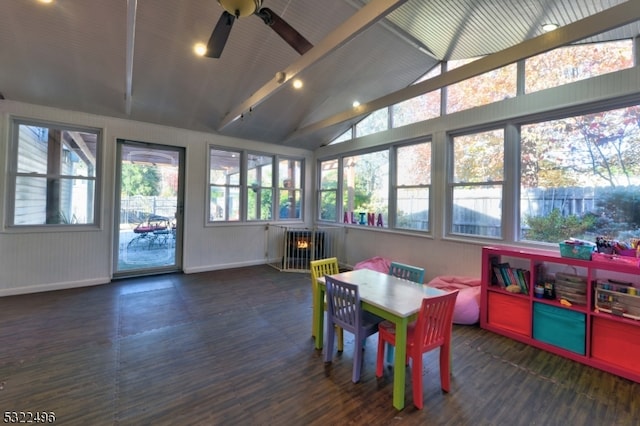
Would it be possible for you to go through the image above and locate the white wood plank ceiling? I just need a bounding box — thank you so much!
[1,0,637,150]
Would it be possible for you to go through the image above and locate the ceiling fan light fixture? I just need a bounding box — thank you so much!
[218,0,262,18]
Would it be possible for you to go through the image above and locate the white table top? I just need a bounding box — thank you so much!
[320,268,446,318]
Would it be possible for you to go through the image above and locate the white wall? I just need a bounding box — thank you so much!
[2,65,639,296]
[0,101,313,296]
[342,227,483,282]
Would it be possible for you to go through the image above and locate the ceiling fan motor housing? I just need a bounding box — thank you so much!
[218,0,263,18]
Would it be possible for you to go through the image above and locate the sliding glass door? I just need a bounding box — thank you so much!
[114,140,184,277]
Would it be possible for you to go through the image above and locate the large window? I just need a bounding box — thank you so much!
[209,147,303,223]
[395,142,431,231]
[520,104,640,243]
[343,150,389,227]
[450,129,504,237]
[9,119,100,226]
[525,40,634,94]
[209,148,241,221]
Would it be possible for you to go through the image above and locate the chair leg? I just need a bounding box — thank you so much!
[337,326,344,353]
[411,352,424,410]
[376,335,386,377]
[324,319,335,363]
[439,343,451,392]
[311,284,317,338]
[352,336,364,383]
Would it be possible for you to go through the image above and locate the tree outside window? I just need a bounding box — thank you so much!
[247,154,273,221]
[395,142,431,231]
[343,150,389,227]
[450,129,504,237]
[447,59,516,114]
[278,158,302,220]
[392,65,442,128]
[525,40,633,94]
[319,159,338,221]
[521,105,640,243]
[355,108,389,138]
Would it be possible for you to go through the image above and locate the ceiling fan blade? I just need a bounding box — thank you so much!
[205,11,236,58]
[256,7,313,55]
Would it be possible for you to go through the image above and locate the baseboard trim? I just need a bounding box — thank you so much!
[0,277,111,297]
[184,259,267,274]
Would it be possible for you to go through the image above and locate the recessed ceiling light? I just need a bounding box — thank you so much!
[542,23,559,32]
[292,79,303,89]
[352,101,360,108]
[194,43,207,56]
[38,0,53,3]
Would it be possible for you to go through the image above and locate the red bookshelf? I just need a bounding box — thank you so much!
[480,245,640,383]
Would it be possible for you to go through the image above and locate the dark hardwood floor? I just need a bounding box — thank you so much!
[1,265,638,425]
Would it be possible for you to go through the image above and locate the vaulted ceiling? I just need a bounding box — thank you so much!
[1,0,638,150]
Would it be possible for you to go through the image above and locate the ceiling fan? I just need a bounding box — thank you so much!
[205,0,314,58]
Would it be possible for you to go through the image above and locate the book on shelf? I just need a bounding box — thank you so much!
[491,262,530,293]
[493,265,507,287]
[516,268,530,293]
[505,267,518,287]
[497,263,512,286]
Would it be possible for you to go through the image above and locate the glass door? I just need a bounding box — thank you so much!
[114,140,184,277]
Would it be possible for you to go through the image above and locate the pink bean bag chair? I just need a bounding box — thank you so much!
[427,275,481,325]
[353,256,392,273]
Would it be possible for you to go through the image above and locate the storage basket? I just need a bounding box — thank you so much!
[554,272,587,305]
[595,281,640,320]
[559,242,594,260]
[533,302,586,355]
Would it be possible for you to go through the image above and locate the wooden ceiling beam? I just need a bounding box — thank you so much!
[217,0,409,131]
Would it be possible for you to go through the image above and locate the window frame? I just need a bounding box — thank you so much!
[446,127,506,239]
[341,147,390,228]
[276,156,305,221]
[317,158,341,222]
[392,140,432,232]
[7,117,102,230]
[208,146,243,223]
[207,145,305,224]
[516,100,640,244]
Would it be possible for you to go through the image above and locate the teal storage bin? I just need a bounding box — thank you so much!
[533,303,586,355]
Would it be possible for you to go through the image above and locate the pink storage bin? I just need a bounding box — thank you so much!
[615,248,638,258]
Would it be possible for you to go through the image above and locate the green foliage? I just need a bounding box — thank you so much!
[524,208,595,242]
[594,186,640,237]
[121,163,160,196]
[247,185,272,220]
